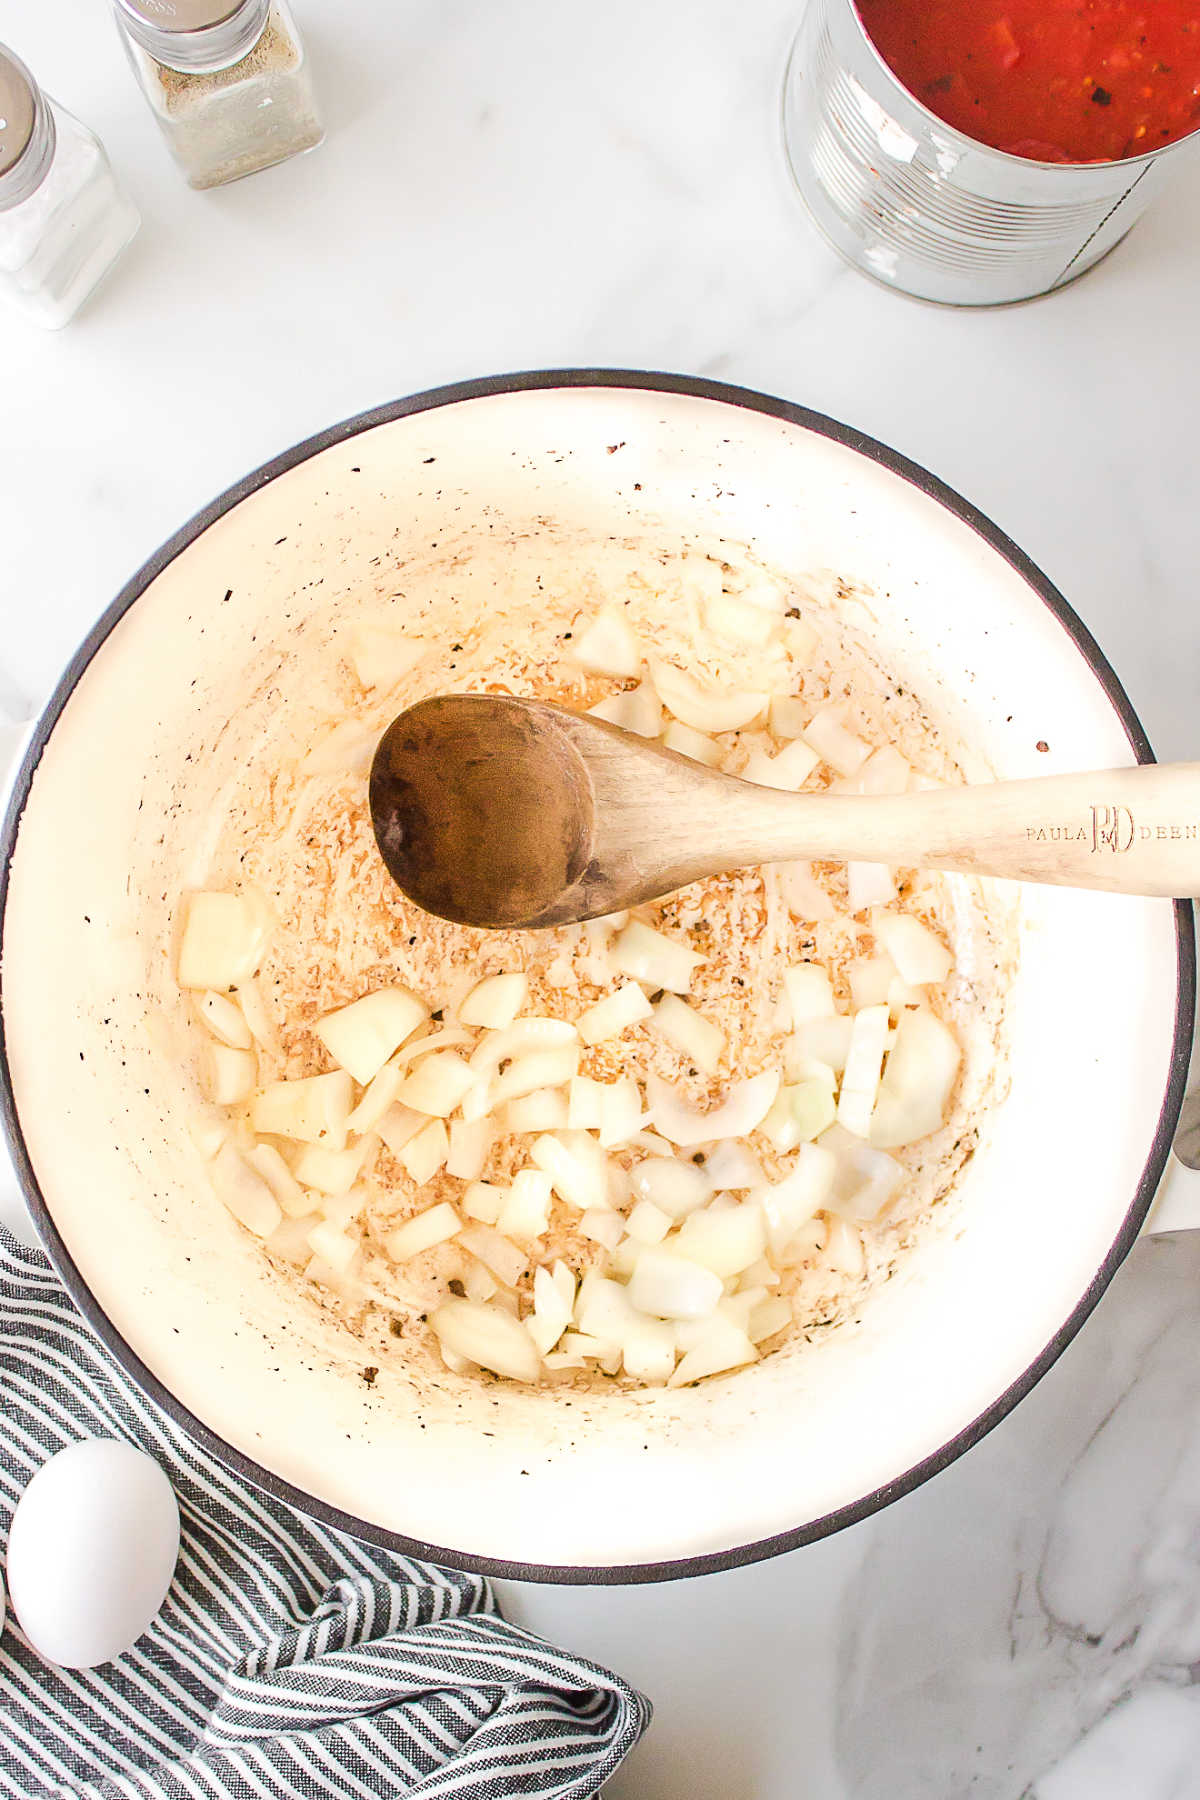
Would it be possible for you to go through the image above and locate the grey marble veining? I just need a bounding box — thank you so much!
[1,2,1199,1794]
[836,1232,1200,1799]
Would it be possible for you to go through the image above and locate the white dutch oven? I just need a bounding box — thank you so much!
[1,372,1196,1581]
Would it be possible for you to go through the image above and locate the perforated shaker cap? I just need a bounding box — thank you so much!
[0,46,37,180]
[119,0,245,29]
[114,0,269,72]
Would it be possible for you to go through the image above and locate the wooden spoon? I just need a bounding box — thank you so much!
[369,693,1200,929]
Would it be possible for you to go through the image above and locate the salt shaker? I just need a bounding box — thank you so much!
[0,46,139,329]
[112,0,323,191]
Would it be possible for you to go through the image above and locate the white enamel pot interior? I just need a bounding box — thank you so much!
[0,373,1192,1581]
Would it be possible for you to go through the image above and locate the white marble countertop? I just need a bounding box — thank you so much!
[2,1,1200,1795]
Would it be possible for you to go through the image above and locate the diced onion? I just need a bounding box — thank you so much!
[648,1070,780,1148]
[662,721,723,767]
[629,1157,713,1219]
[823,1127,905,1221]
[610,919,703,996]
[251,1071,354,1150]
[246,1142,311,1217]
[459,971,528,1030]
[759,1143,837,1257]
[837,1005,890,1138]
[463,1262,497,1305]
[399,1117,449,1185]
[205,1043,256,1106]
[462,1180,506,1224]
[265,1215,317,1265]
[530,1131,609,1213]
[579,1208,624,1250]
[234,977,279,1056]
[702,1140,765,1190]
[742,737,821,791]
[306,1220,359,1274]
[625,1199,672,1246]
[573,1272,637,1344]
[386,1201,461,1262]
[848,954,899,1011]
[298,719,378,777]
[429,1298,542,1382]
[870,1008,961,1148]
[292,1137,373,1196]
[396,1051,477,1117]
[314,988,428,1085]
[704,591,778,647]
[871,910,954,985]
[188,1110,229,1161]
[734,576,789,614]
[375,1102,428,1157]
[622,1318,677,1382]
[787,1015,854,1076]
[444,1116,496,1188]
[348,623,427,690]
[676,1202,766,1278]
[566,1075,607,1130]
[649,657,768,733]
[503,1088,569,1133]
[489,1045,580,1105]
[651,993,724,1074]
[598,1077,643,1149]
[496,1169,553,1240]
[768,696,809,739]
[468,1017,577,1078]
[527,1263,574,1356]
[588,680,662,738]
[459,1224,528,1288]
[572,608,643,678]
[196,990,252,1050]
[576,982,653,1046]
[760,1077,837,1152]
[669,1315,757,1386]
[781,615,819,665]
[748,1295,792,1344]
[773,862,836,923]
[211,1143,281,1239]
[783,963,835,1026]
[847,861,897,914]
[177,892,266,993]
[801,706,872,778]
[823,1215,866,1279]
[390,1027,474,1069]
[858,746,912,794]
[345,1060,405,1135]
[627,1248,723,1321]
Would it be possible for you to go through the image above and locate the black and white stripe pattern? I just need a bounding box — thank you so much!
[0,1232,649,1799]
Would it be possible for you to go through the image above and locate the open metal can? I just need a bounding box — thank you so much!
[783,0,1200,305]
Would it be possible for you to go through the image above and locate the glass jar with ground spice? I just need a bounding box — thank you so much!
[113,0,323,191]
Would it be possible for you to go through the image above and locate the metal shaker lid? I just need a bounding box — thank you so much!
[0,47,36,181]
[117,0,245,28]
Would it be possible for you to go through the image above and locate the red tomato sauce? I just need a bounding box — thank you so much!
[856,1,1200,162]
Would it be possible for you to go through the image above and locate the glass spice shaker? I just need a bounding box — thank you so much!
[0,45,139,329]
[112,0,323,192]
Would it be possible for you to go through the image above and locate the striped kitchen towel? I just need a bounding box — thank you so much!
[0,1228,650,1799]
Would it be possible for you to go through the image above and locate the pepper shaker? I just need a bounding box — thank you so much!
[0,45,139,329]
[112,0,323,191]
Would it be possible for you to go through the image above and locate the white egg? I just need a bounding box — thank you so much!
[6,1439,180,1669]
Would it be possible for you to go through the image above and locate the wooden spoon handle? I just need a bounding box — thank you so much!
[727,763,1200,897]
